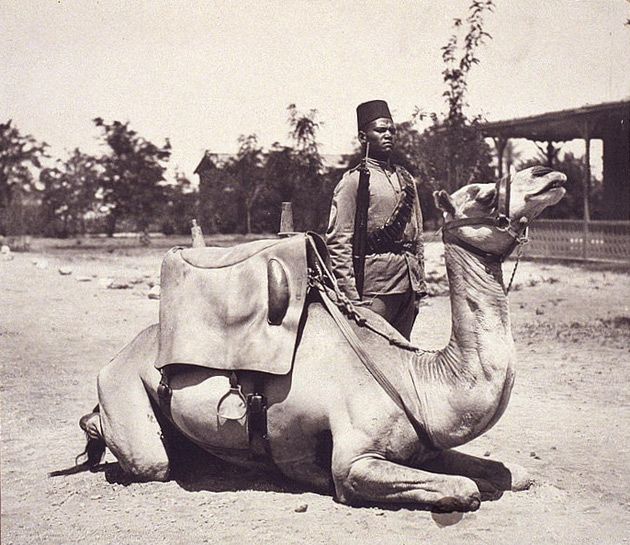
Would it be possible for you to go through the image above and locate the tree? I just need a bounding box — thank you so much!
[93,118,171,237]
[439,0,495,191]
[258,142,294,232]
[197,153,240,234]
[286,104,328,231]
[0,120,47,235]
[40,149,101,237]
[335,1,496,223]
[160,171,199,235]
[411,118,494,190]
[224,134,265,234]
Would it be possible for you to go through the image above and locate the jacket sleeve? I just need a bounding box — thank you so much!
[325,171,361,301]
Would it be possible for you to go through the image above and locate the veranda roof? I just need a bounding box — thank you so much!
[480,99,630,141]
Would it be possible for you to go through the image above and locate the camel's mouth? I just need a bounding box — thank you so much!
[526,172,567,199]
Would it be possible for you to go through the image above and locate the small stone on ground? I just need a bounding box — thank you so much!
[148,285,161,300]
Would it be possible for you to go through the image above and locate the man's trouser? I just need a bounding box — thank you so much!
[364,290,419,340]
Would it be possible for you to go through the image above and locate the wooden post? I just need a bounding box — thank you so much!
[279,202,294,237]
[191,219,206,248]
[580,121,592,259]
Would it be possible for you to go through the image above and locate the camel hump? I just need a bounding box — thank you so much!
[155,234,312,375]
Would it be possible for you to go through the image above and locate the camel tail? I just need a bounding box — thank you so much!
[49,405,105,477]
[76,405,106,468]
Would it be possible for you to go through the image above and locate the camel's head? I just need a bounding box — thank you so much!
[434,166,567,257]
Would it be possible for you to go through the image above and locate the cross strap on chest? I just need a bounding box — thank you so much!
[366,167,419,254]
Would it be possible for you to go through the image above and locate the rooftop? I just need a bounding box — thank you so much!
[480,99,630,141]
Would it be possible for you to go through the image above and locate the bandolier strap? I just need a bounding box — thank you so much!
[366,168,417,254]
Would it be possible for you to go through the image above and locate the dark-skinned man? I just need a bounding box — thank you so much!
[326,100,426,340]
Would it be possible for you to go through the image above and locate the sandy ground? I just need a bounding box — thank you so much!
[1,237,629,545]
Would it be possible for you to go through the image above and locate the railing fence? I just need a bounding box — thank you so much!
[527,220,630,262]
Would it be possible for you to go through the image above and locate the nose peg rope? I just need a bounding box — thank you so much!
[505,226,529,294]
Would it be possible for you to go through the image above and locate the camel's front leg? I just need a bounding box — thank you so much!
[421,449,532,497]
[333,454,481,512]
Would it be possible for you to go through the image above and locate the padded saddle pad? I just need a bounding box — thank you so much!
[155,234,310,375]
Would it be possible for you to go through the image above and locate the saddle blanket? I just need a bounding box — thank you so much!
[155,234,310,375]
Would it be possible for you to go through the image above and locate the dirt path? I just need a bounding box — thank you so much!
[1,241,629,544]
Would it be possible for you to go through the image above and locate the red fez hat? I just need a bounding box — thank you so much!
[356,100,393,131]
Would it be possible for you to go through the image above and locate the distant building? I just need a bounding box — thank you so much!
[193,152,232,185]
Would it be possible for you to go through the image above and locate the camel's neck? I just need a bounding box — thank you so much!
[410,242,515,447]
[440,242,512,380]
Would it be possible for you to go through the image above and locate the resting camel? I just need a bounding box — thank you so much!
[79,166,566,512]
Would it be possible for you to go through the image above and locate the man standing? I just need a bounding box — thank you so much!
[326,100,426,340]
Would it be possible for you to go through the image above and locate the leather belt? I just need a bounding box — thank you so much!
[367,239,415,255]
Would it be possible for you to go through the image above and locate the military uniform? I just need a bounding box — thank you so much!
[326,157,426,338]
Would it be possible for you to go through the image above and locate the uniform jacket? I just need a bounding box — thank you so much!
[325,158,426,301]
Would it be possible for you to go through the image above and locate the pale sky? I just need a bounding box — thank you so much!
[2,0,629,180]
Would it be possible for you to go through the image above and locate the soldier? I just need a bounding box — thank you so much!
[326,100,426,340]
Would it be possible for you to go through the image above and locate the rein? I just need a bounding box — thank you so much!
[305,237,428,436]
[441,175,529,294]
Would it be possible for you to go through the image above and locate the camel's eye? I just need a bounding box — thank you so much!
[477,188,496,207]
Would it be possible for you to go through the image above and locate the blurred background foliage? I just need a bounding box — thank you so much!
[0,0,600,240]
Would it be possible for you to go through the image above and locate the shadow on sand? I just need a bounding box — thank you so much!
[49,434,501,518]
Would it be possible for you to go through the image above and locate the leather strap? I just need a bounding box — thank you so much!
[440,174,528,262]
[316,285,427,438]
[352,151,371,298]
[442,216,497,229]
[442,229,505,262]
[247,373,271,460]
[157,368,173,420]
[496,174,511,218]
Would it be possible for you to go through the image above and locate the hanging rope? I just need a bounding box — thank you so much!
[505,229,529,294]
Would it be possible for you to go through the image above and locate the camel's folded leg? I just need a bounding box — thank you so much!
[97,325,170,481]
[333,455,481,512]
[421,449,532,496]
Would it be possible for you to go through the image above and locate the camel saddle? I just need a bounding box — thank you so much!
[155,233,320,375]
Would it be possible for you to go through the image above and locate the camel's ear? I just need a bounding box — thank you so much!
[433,190,456,216]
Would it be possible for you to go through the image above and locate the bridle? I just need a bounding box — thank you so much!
[441,175,530,291]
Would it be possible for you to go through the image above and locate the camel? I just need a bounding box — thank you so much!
[79,165,566,512]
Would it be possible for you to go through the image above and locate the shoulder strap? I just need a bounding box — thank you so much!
[352,160,370,298]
